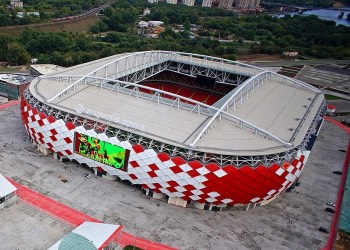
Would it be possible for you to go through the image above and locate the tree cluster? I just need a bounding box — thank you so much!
[0,0,105,27]
[0,0,349,66]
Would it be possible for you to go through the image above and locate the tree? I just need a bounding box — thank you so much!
[100,47,116,58]
[184,19,191,31]
[104,7,114,17]
[7,43,30,65]
[104,32,121,43]
[0,34,11,61]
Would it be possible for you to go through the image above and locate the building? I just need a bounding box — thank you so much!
[30,64,65,76]
[10,0,23,9]
[183,0,195,6]
[283,51,299,57]
[234,0,260,9]
[0,74,33,100]
[20,51,326,211]
[143,8,151,15]
[0,174,17,209]
[138,21,149,28]
[218,0,233,8]
[148,0,158,3]
[202,0,213,7]
[166,0,177,4]
[147,21,164,27]
[17,12,40,18]
[49,222,121,249]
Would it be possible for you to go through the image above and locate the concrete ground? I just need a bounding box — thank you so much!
[296,65,350,92]
[0,201,71,249]
[0,104,349,250]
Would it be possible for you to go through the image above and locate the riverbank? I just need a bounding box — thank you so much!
[333,1,348,8]
[275,7,350,26]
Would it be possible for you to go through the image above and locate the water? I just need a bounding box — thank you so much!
[277,8,350,27]
[339,168,350,233]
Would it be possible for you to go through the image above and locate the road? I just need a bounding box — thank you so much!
[252,60,350,67]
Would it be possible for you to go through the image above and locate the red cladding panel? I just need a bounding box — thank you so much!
[158,153,170,162]
[66,122,76,130]
[47,116,56,123]
[188,160,202,169]
[205,163,220,172]
[170,165,183,174]
[171,156,186,166]
[132,144,144,153]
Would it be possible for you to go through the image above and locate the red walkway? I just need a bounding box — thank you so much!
[324,116,350,134]
[7,178,101,227]
[6,177,177,250]
[0,100,20,109]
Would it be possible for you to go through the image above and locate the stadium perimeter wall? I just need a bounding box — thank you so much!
[19,95,321,210]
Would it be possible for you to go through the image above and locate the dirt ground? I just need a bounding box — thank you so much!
[332,1,348,8]
[237,54,284,63]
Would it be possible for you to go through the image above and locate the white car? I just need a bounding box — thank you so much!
[82,173,92,179]
[327,202,336,207]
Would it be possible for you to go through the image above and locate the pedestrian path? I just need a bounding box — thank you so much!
[0,100,19,109]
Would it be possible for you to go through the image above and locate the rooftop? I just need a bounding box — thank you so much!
[28,51,324,156]
[49,222,121,250]
[0,73,33,85]
[0,174,16,197]
[30,64,66,76]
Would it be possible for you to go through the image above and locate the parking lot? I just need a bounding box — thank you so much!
[0,104,349,250]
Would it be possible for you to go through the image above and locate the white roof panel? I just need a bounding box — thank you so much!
[28,51,324,156]
[48,222,120,250]
[0,174,17,197]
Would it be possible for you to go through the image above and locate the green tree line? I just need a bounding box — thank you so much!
[0,0,349,66]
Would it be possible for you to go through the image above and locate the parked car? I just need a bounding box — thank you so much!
[82,173,92,179]
[318,227,329,233]
[327,202,336,207]
[341,118,350,127]
[325,207,335,213]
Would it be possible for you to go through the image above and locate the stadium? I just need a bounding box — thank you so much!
[20,51,326,211]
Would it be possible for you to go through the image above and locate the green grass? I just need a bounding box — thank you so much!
[0,15,99,35]
[324,94,346,100]
[336,112,350,116]
[0,66,26,73]
[123,246,143,250]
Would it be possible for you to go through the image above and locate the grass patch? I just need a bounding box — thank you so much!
[0,67,27,73]
[0,15,99,36]
[336,112,350,116]
[324,94,346,100]
[123,246,143,250]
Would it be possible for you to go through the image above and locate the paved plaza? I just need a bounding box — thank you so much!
[0,104,349,250]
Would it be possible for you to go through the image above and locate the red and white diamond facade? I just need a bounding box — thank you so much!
[21,51,326,210]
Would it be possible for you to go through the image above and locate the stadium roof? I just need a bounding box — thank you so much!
[29,51,324,156]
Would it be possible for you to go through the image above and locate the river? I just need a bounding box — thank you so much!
[276,8,350,27]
